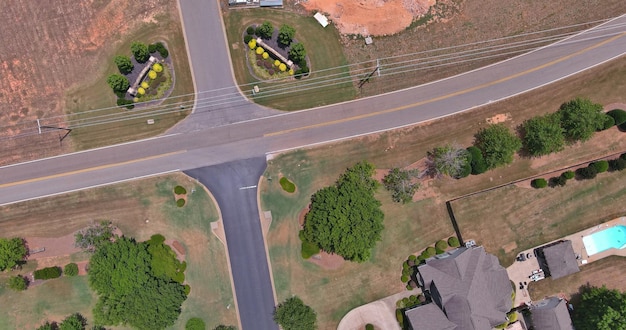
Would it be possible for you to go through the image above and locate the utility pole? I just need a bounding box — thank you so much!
[358,64,380,91]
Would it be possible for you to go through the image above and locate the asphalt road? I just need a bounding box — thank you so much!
[1,8,626,330]
[185,158,277,330]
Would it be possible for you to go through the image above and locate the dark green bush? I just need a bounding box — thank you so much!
[148,43,157,53]
[467,146,488,174]
[435,240,448,251]
[408,254,417,261]
[176,199,186,207]
[401,275,409,283]
[7,275,27,291]
[246,26,255,35]
[34,266,62,280]
[279,177,296,193]
[561,170,575,180]
[155,42,169,58]
[301,240,320,259]
[425,246,436,257]
[174,185,187,195]
[243,34,253,43]
[550,176,567,187]
[607,109,626,126]
[365,324,374,330]
[448,236,460,247]
[609,158,626,171]
[116,97,134,109]
[64,263,79,276]
[590,160,609,173]
[576,166,598,179]
[531,178,548,188]
[621,153,626,161]
[602,114,616,130]
[184,284,191,295]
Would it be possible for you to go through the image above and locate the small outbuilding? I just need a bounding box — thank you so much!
[530,296,574,330]
[314,12,329,27]
[536,240,580,280]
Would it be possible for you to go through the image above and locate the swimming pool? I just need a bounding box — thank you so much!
[582,225,626,256]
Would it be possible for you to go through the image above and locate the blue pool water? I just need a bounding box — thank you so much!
[583,225,626,256]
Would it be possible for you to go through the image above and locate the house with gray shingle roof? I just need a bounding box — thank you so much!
[406,246,512,330]
[530,296,574,330]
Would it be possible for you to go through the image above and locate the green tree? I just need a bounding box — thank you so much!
[278,24,296,46]
[382,168,419,204]
[0,237,27,271]
[274,296,317,330]
[475,124,522,169]
[214,325,236,330]
[303,161,384,262]
[106,74,130,93]
[75,221,116,251]
[522,113,565,156]
[59,313,87,330]
[572,285,626,330]
[113,55,133,74]
[36,321,56,330]
[467,146,487,174]
[557,97,605,142]
[428,144,470,178]
[130,41,150,63]
[64,263,79,276]
[7,275,27,291]
[185,317,206,330]
[289,42,307,65]
[256,21,274,39]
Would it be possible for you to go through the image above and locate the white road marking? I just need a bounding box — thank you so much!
[239,185,257,190]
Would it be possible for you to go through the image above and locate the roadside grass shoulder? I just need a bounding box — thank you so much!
[0,173,235,329]
[65,14,194,151]
[224,9,356,110]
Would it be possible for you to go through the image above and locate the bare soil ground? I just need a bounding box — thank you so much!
[0,0,184,165]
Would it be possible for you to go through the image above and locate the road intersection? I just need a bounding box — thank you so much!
[1,4,626,329]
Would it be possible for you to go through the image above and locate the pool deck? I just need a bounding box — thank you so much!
[507,216,626,307]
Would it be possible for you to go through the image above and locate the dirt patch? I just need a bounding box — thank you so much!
[25,234,82,261]
[307,251,345,270]
[301,0,434,36]
[166,238,186,262]
[486,113,511,124]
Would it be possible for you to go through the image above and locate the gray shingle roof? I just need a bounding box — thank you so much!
[543,240,579,280]
[405,303,458,330]
[531,297,574,330]
[413,246,512,330]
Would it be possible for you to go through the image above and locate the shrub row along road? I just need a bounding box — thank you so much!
[1,3,626,328]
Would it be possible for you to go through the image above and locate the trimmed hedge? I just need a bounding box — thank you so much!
[366,324,374,330]
[244,34,253,43]
[602,115,616,130]
[607,109,626,126]
[531,178,548,188]
[561,170,575,180]
[448,236,460,247]
[576,166,598,179]
[425,246,436,257]
[435,240,448,251]
[246,26,255,35]
[279,177,296,193]
[64,263,79,277]
[550,176,567,187]
[34,266,62,280]
[174,185,187,195]
[176,199,186,207]
[609,158,626,171]
[590,160,609,173]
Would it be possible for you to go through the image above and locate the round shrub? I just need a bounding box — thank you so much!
[148,70,157,79]
[148,43,157,53]
[174,185,187,195]
[184,284,191,295]
[262,52,269,59]
[246,26,255,35]
[601,114,615,130]
[274,59,281,67]
[435,240,448,251]
[185,317,206,330]
[467,146,487,175]
[268,69,275,75]
[561,170,575,180]
[279,63,287,72]
[248,39,257,49]
[609,158,626,171]
[576,166,598,179]
[550,176,566,187]
[401,275,409,283]
[64,263,79,276]
[425,246,436,257]
[435,247,445,255]
[140,81,149,89]
[7,275,27,291]
[531,178,548,188]
[366,324,374,330]
[243,34,253,44]
[155,42,169,58]
[152,63,163,73]
[137,87,146,95]
[590,160,609,173]
[408,254,417,261]
[256,60,262,66]
[176,199,186,207]
[607,109,626,126]
[255,46,264,55]
[448,236,460,247]
[289,69,294,75]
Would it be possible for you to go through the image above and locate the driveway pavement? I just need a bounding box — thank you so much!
[337,289,420,330]
[185,157,278,330]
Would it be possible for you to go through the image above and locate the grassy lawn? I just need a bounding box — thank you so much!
[65,13,194,151]
[451,169,626,267]
[223,9,356,110]
[262,150,453,329]
[0,173,236,330]
[528,256,626,302]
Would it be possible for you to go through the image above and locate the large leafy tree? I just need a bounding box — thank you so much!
[522,113,565,156]
[557,97,605,142]
[288,42,307,65]
[273,296,316,330]
[278,24,296,46]
[382,167,419,203]
[59,313,87,330]
[474,123,522,169]
[257,21,274,39]
[428,144,471,178]
[113,55,133,74]
[89,237,187,329]
[0,237,27,271]
[106,74,130,93]
[7,275,28,291]
[130,41,150,63]
[303,161,384,262]
[572,285,626,330]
